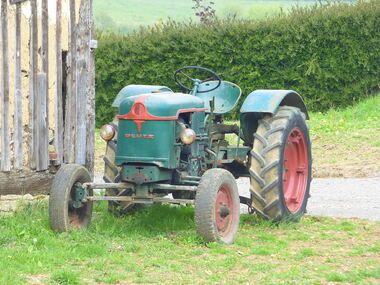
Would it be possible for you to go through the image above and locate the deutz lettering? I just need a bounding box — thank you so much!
[124,134,154,139]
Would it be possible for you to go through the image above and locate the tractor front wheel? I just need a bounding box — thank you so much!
[249,106,312,221]
[195,169,240,244]
[49,164,93,232]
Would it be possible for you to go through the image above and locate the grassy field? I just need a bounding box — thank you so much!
[95,93,380,178]
[93,0,316,32]
[0,201,379,284]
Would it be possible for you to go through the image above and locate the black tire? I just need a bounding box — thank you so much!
[195,168,240,244]
[103,116,143,216]
[249,106,312,222]
[49,164,93,232]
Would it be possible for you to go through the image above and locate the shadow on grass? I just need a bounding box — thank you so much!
[92,202,196,238]
[1,200,309,245]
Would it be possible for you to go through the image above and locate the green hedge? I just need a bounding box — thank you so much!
[95,0,380,126]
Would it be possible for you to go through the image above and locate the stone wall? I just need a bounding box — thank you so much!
[0,194,47,214]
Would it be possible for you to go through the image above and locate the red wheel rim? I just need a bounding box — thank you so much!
[215,185,235,237]
[283,127,309,213]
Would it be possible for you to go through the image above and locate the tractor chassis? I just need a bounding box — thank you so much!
[74,182,252,207]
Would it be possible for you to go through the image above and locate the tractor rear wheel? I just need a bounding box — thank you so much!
[195,169,240,244]
[103,117,142,216]
[249,106,312,222]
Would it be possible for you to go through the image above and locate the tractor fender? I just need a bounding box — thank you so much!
[240,89,308,118]
[239,90,308,144]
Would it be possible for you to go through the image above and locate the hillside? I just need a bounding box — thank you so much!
[93,0,317,32]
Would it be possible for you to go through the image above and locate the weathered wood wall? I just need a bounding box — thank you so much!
[0,0,95,195]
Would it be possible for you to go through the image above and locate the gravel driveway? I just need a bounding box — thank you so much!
[238,177,380,221]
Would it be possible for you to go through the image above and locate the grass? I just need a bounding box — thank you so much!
[308,94,380,177]
[95,93,380,178]
[0,201,379,284]
[93,0,317,32]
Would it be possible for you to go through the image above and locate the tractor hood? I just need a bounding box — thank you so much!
[112,85,173,108]
[115,92,205,168]
[118,92,205,120]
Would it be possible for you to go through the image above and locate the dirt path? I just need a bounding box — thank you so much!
[238,177,380,221]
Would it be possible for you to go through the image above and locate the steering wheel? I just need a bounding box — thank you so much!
[174,66,222,93]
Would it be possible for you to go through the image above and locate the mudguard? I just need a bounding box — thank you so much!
[240,89,308,117]
[239,90,308,144]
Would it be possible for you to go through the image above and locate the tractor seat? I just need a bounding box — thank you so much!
[195,81,241,114]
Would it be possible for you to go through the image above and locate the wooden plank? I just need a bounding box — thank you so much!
[41,0,49,161]
[0,170,54,195]
[63,58,71,161]
[1,0,10,172]
[76,59,87,165]
[9,0,28,4]
[64,0,77,164]
[0,0,2,171]
[55,0,64,165]
[86,0,96,175]
[29,0,38,169]
[13,3,23,170]
[76,0,91,166]
[36,73,49,171]
[69,0,77,163]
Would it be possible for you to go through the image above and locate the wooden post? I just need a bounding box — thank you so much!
[36,73,49,171]
[76,59,87,165]
[55,0,64,165]
[76,0,92,167]
[1,0,11,172]
[0,0,2,171]
[14,2,23,170]
[29,0,38,170]
[86,0,96,175]
[64,0,77,164]
[69,0,77,163]
[41,0,49,168]
[41,0,49,153]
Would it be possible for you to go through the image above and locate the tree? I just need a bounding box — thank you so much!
[192,0,216,23]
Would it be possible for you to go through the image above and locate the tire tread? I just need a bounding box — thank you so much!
[249,106,311,221]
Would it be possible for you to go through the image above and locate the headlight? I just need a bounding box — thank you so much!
[100,124,116,141]
[180,128,196,145]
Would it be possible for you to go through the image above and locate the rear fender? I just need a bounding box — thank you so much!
[239,90,308,144]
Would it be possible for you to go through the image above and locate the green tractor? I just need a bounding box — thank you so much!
[49,66,312,244]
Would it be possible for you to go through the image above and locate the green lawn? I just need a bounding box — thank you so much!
[0,201,379,284]
[93,0,317,32]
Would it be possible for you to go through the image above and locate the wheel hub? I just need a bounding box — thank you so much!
[215,186,234,236]
[69,182,89,228]
[73,183,87,208]
[218,205,230,218]
[283,127,309,213]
